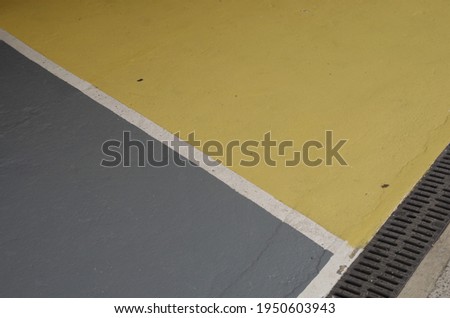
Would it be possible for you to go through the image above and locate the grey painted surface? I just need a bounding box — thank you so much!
[0,41,331,297]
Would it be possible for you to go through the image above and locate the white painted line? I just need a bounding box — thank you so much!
[0,29,358,297]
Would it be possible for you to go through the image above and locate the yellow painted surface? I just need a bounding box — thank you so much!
[1,0,449,246]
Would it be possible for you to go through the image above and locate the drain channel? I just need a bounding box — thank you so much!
[329,144,450,298]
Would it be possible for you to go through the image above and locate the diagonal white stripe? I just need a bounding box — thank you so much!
[0,29,359,297]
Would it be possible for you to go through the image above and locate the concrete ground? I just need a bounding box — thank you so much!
[1,0,449,248]
[400,224,450,298]
[0,40,332,297]
[429,262,450,297]
[1,1,449,298]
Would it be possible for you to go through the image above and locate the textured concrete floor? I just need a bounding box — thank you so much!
[1,1,450,298]
[0,40,333,297]
[429,261,450,298]
[1,1,449,246]
[400,224,450,298]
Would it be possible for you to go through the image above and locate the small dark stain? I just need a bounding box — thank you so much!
[349,248,359,258]
[234,94,238,98]
[137,78,143,82]
[337,265,347,275]
[381,183,390,188]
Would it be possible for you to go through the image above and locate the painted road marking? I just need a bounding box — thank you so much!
[0,30,355,297]
[1,1,449,247]
[0,40,332,297]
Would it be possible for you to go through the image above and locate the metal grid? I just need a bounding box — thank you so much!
[329,144,450,298]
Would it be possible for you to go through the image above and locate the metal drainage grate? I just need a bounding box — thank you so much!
[329,144,450,298]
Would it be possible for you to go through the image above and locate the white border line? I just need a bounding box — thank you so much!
[0,29,358,297]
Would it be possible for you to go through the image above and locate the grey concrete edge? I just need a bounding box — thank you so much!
[399,224,450,298]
